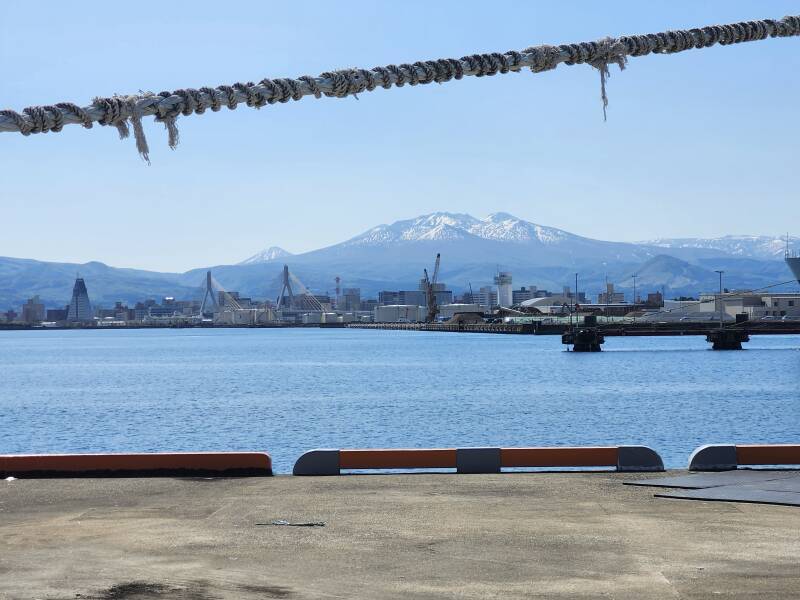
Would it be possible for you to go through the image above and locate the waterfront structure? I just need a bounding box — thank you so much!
[66,277,93,322]
[494,271,513,307]
[21,295,45,323]
[213,307,276,325]
[696,291,800,320]
[374,304,426,323]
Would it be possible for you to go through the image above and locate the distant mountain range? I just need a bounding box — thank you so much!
[1,212,797,309]
[640,235,792,260]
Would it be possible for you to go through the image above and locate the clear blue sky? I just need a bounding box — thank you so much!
[2,1,798,272]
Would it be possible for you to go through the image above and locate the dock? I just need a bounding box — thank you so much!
[2,472,800,599]
[348,321,800,336]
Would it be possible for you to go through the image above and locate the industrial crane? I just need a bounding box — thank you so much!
[423,253,441,323]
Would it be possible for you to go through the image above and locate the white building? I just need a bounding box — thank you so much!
[374,305,426,323]
[699,292,800,319]
[475,286,498,310]
[494,271,513,307]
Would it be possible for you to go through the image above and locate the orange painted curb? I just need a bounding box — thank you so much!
[736,444,800,466]
[0,452,272,477]
[340,449,457,469]
[501,447,618,468]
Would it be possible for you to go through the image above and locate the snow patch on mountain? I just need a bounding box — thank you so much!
[641,235,796,260]
[343,212,575,246]
[238,246,292,265]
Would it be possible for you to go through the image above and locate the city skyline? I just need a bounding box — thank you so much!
[2,1,799,272]
[3,207,799,313]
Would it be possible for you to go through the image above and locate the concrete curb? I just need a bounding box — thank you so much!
[456,448,501,474]
[293,449,340,476]
[0,452,273,478]
[688,445,737,471]
[617,445,665,472]
[689,444,800,471]
[293,445,665,475]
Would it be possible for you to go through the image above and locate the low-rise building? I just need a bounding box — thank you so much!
[341,288,361,311]
[46,307,68,321]
[374,305,426,323]
[21,295,45,323]
[697,291,800,319]
[598,283,625,305]
[512,286,539,304]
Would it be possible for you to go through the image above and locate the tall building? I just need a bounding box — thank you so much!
[494,271,513,307]
[417,279,454,307]
[341,288,361,311]
[66,277,93,322]
[21,295,45,323]
[476,286,498,309]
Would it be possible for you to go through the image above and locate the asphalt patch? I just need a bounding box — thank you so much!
[625,470,800,489]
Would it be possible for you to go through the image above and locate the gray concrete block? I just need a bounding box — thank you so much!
[688,444,737,471]
[457,448,501,474]
[293,449,340,476]
[617,446,664,472]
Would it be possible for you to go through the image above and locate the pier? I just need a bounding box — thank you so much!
[3,472,800,599]
[348,320,800,351]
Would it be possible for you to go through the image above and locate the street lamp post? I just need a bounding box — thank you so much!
[632,273,638,322]
[715,270,724,329]
[574,272,578,312]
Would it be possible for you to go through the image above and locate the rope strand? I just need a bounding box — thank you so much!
[1,14,798,161]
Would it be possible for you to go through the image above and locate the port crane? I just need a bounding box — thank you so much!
[423,253,441,323]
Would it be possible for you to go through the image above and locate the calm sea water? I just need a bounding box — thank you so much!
[1,328,798,473]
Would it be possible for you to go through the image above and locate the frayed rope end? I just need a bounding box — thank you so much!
[589,37,628,122]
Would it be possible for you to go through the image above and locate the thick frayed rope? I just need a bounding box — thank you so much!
[587,37,628,121]
[1,14,798,162]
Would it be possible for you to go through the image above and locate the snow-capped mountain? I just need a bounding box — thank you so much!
[641,235,797,260]
[238,246,292,265]
[4,212,798,308]
[342,212,575,246]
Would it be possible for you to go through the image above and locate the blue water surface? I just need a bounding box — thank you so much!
[1,328,798,473]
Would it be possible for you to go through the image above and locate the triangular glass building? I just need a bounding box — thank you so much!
[66,277,93,322]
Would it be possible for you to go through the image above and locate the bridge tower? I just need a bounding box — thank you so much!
[276,265,294,310]
[199,271,220,317]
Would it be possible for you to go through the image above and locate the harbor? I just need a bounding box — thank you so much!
[3,5,800,598]
[2,327,798,474]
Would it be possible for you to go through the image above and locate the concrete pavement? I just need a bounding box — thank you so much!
[2,472,799,599]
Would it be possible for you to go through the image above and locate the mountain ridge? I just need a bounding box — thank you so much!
[2,212,797,308]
